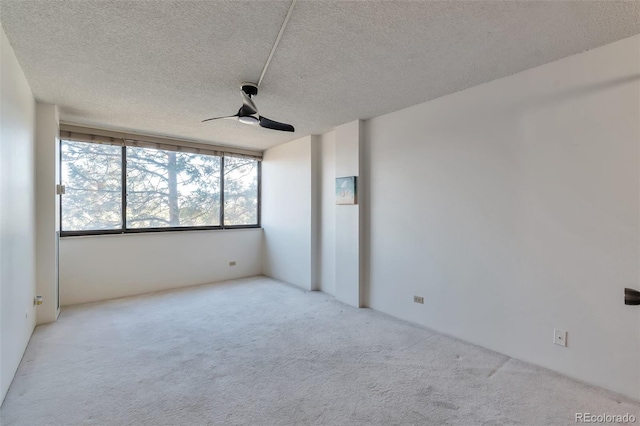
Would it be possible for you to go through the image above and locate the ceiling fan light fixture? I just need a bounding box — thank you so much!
[238,116,259,125]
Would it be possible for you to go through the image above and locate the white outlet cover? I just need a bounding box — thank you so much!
[554,329,567,347]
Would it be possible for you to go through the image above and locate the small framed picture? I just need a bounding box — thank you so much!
[336,176,357,205]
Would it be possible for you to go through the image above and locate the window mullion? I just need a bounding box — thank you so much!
[220,155,225,229]
[122,146,127,232]
[257,160,262,227]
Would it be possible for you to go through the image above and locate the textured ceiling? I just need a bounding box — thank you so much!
[1,1,639,151]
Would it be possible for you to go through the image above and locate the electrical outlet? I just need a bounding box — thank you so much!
[554,329,567,347]
[413,296,424,304]
[229,261,236,266]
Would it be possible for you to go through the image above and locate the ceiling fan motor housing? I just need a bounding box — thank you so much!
[241,83,258,97]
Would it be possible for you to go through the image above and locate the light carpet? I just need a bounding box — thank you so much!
[1,276,638,425]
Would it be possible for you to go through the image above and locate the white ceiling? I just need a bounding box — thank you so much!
[1,1,639,151]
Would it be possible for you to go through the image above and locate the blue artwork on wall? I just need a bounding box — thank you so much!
[336,176,357,205]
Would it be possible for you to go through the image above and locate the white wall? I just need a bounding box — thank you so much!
[0,24,36,404]
[318,131,336,295]
[334,121,364,307]
[35,103,60,324]
[60,229,262,305]
[262,136,318,290]
[365,34,640,399]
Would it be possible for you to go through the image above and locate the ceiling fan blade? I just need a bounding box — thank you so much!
[259,116,295,132]
[201,115,238,123]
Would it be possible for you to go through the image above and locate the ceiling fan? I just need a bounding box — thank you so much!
[202,83,294,132]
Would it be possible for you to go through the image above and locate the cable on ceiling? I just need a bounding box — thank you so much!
[257,0,297,87]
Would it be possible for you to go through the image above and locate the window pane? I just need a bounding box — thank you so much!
[61,141,122,231]
[224,157,258,226]
[126,147,221,228]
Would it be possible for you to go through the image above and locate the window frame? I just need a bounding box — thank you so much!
[59,141,261,237]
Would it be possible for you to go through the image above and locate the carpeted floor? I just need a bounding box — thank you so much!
[1,276,638,425]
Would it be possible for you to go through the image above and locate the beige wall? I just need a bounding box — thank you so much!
[35,103,60,324]
[318,131,336,295]
[60,229,263,305]
[262,136,318,290]
[0,24,37,404]
[365,34,640,399]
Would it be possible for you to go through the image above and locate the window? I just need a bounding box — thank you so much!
[224,156,259,226]
[60,139,260,235]
[61,141,122,231]
[126,147,221,228]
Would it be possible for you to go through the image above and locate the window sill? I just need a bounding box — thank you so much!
[60,226,261,238]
